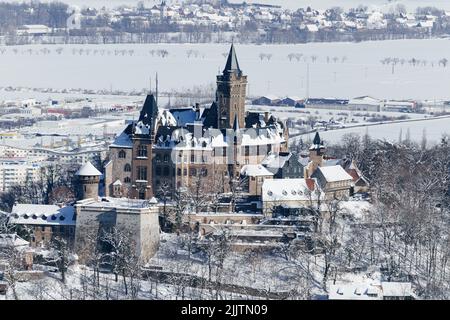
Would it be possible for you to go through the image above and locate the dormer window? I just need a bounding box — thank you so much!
[119,150,126,159]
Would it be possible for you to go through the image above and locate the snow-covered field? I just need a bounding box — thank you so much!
[297,116,450,144]
[2,39,450,100]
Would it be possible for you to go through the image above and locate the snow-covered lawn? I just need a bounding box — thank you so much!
[295,116,450,144]
[2,39,450,100]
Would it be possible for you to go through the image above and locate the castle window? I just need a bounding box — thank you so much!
[137,166,148,181]
[202,141,207,148]
[155,167,161,176]
[163,154,169,163]
[191,154,195,163]
[124,164,131,172]
[163,167,170,176]
[119,150,126,159]
[190,168,197,176]
[222,147,227,157]
[137,145,148,158]
[155,154,161,162]
[124,177,131,183]
[244,146,250,156]
[201,168,208,176]
[139,191,145,199]
[177,168,182,176]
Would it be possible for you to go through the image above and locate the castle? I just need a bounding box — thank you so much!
[105,44,289,199]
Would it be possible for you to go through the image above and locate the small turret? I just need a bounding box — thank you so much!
[305,132,326,178]
[76,161,102,200]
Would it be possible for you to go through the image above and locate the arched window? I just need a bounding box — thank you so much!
[124,177,131,183]
[119,150,126,159]
[124,164,131,172]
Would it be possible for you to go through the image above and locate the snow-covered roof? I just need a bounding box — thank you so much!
[110,130,133,149]
[78,197,158,209]
[113,179,122,186]
[171,108,197,126]
[262,178,320,202]
[381,282,412,297]
[261,152,292,169]
[9,204,76,226]
[348,96,380,105]
[317,165,353,182]
[0,233,29,248]
[76,161,102,176]
[328,283,382,300]
[260,94,280,101]
[240,164,273,177]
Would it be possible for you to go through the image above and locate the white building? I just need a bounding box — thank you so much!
[348,96,381,112]
[16,25,51,36]
[0,157,45,192]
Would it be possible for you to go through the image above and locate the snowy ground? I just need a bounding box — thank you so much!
[2,40,450,100]
[296,116,450,145]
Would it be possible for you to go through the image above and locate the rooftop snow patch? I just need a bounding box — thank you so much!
[76,161,102,176]
[262,178,320,202]
[240,164,274,177]
[317,165,353,182]
[10,204,76,226]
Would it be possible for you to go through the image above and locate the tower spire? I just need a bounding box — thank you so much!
[223,43,241,75]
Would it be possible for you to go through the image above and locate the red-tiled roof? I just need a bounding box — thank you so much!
[347,169,360,182]
[305,178,315,191]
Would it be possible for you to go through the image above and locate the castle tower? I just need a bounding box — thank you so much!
[217,44,248,129]
[305,132,325,178]
[131,94,158,200]
[76,161,102,200]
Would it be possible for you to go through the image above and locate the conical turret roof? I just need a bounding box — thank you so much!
[76,161,102,176]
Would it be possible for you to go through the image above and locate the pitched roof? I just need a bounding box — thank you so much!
[76,161,102,176]
[262,178,321,202]
[262,152,292,169]
[138,94,158,127]
[223,43,242,75]
[381,282,412,297]
[9,204,76,226]
[240,164,273,177]
[317,165,353,182]
[202,102,218,128]
[0,234,29,248]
